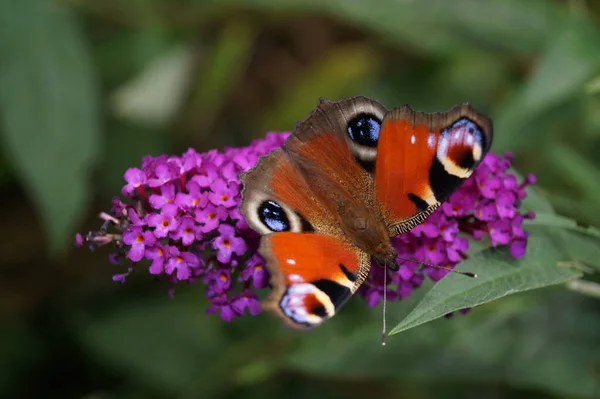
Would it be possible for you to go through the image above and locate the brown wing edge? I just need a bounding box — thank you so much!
[239,95,387,213]
[239,148,296,235]
[291,96,388,143]
[288,96,388,172]
[387,203,440,237]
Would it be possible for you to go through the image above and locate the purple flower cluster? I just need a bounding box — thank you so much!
[77,133,288,321]
[76,133,536,322]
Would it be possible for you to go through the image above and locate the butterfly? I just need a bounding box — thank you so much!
[240,96,492,329]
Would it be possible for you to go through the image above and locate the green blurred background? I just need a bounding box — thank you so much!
[1,0,600,398]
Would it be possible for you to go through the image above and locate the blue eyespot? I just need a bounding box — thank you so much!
[258,200,290,232]
[447,118,481,139]
[441,117,485,169]
[347,114,381,148]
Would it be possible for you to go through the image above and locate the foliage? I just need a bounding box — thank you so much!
[1,0,599,398]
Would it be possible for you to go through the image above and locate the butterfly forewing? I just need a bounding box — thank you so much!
[374,104,493,236]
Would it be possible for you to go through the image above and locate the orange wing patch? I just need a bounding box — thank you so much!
[269,232,362,287]
[268,151,325,226]
[260,232,370,329]
[283,131,374,217]
[375,119,438,221]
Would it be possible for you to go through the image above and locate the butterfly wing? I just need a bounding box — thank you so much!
[259,232,370,329]
[241,96,388,236]
[241,97,493,328]
[240,97,387,328]
[373,104,493,236]
[240,149,370,328]
[281,96,387,221]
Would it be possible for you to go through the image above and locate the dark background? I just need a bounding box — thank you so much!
[1,0,599,398]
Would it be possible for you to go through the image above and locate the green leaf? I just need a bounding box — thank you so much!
[550,193,600,229]
[75,297,227,397]
[390,229,582,334]
[494,17,600,152]
[545,143,600,203]
[525,212,600,240]
[186,19,257,138]
[0,0,99,255]
[285,290,600,398]
[503,293,600,397]
[199,0,562,55]
[524,212,600,271]
[585,74,600,94]
[554,229,600,272]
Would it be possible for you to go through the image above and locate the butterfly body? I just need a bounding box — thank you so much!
[240,96,492,329]
[334,193,397,268]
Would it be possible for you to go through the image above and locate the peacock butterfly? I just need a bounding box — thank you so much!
[240,96,493,329]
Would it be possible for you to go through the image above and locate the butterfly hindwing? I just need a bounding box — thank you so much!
[374,104,493,236]
[260,232,370,329]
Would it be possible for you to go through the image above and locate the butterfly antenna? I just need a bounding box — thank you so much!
[397,256,477,278]
[381,264,388,346]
